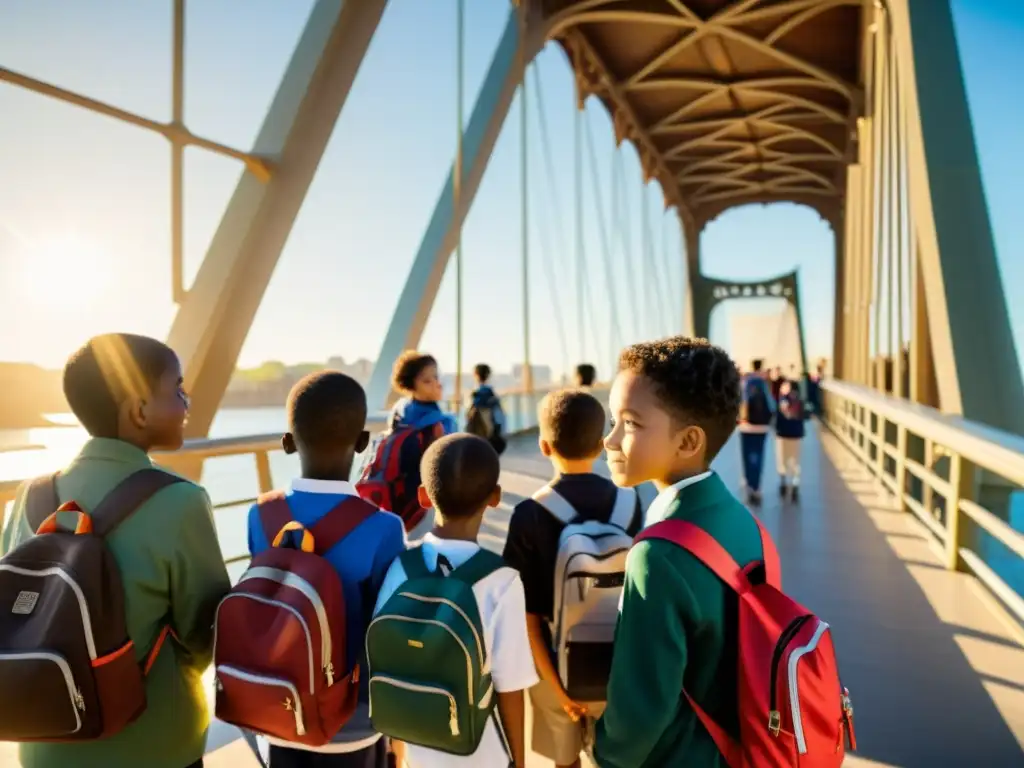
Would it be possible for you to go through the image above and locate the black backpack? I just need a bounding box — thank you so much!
[745,380,772,426]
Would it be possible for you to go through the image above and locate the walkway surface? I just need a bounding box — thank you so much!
[1,425,1020,767]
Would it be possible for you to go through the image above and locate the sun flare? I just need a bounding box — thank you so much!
[13,234,112,305]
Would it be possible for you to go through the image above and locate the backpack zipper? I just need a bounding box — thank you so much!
[0,651,84,733]
[239,567,334,686]
[767,614,812,737]
[786,619,830,754]
[397,592,485,673]
[0,565,97,660]
[366,614,475,705]
[369,675,460,737]
[215,592,315,694]
[216,664,306,737]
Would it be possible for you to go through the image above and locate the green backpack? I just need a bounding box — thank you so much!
[367,547,506,756]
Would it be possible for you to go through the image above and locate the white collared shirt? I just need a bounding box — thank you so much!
[643,471,713,527]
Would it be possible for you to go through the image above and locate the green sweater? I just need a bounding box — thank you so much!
[594,472,764,768]
[2,438,231,768]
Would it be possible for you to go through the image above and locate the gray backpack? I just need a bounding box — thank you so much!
[532,485,637,702]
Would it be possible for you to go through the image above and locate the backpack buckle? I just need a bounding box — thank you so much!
[768,709,782,737]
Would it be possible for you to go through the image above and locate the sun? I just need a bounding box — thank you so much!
[13,234,113,306]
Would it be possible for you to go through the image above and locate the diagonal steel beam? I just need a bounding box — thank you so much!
[166,0,388,437]
[365,8,542,410]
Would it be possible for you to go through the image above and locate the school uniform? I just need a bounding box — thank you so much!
[246,478,406,768]
[593,472,764,768]
[373,533,538,767]
[502,473,643,765]
[1,438,231,768]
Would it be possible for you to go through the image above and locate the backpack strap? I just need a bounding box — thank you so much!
[449,549,504,586]
[257,490,293,545]
[90,469,187,537]
[25,473,60,532]
[751,515,782,589]
[634,518,745,766]
[608,486,637,530]
[634,519,750,594]
[307,496,376,556]
[532,485,577,525]
[399,546,432,580]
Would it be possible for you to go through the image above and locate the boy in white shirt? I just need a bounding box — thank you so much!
[373,434,537,767]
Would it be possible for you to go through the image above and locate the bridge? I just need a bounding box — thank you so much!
[1,1,1023,766]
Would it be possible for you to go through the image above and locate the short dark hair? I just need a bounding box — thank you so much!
[63,334,177,438]
[392,351,438,393]
[751,359,764,372]
[474,363,491,382]
[539,389,606,460]
[287,371,367,451]
[420,434,500,518]
[575,363,596,387]
[619,336,741,460]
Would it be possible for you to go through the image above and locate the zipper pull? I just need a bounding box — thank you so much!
[73,688,85,712]
[768,710,781,737]
[449,700,460,737]
[325,661,335,687]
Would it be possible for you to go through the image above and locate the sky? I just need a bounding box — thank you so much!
[0,0,1021,383]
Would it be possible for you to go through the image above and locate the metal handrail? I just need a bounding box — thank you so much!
[821,379,1024,625]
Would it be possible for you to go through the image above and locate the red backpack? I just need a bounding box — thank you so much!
[356,422,445,532]
[634,517,856,767]
[213,492,373,745]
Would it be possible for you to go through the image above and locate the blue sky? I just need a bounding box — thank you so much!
[0,0,1020,382]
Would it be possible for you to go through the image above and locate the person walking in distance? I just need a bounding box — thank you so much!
[737,359,776,505]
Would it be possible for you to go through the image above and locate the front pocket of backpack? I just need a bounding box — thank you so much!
[0,651,85,739]
[369,675,471,754]
[215,664,306,739]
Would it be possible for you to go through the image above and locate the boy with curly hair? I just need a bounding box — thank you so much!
[594,336,765,767]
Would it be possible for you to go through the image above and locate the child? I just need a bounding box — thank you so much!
[775,378,806,501]
[503,390,643,768]
[2,333,230,768]
[388,350,457,436]
[595,336,765,767]
[375,351,457,539]
[373,434,537,767]
[465,363,506,454]
[247,371,406,768]
[574,363,596,390]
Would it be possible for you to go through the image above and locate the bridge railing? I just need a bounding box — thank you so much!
[821,380,1024,625]
[0,383,605,570]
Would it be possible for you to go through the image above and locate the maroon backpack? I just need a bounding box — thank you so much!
[356,422,445,532]
[0,469,185,741]
[213,491,372,745]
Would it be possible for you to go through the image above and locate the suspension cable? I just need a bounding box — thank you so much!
[582,116,625,372]
[612,150,641,342]
[529,69,570,376]
[640,185,667,338]
[453,0,465,415]
[519,14,532,393]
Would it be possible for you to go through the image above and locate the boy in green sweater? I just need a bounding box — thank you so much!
[594,336,762,768]
[2,334,231,768]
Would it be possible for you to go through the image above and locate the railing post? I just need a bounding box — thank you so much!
[944,451,975,571]
[894,424,907,511]
[922,438,934,522]
[254,451,274,495]
[875,413,886,478]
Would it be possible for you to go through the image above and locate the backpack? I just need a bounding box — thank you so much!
[779,390,804,422]
[213,491,371,745]
[634,517,855,767]
[744,379,772,426]
[534,484,637,702]
[357,422,446,532]
[0,469,185,741]
[466,393,506,456]
[366,547,509,756]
